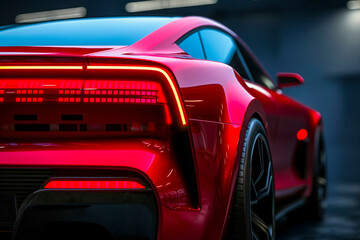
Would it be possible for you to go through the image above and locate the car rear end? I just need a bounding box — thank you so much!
[0,55,199,240]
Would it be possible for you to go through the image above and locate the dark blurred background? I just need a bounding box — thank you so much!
[1,0,359,239]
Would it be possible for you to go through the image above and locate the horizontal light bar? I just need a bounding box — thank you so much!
[0,66,83,70]
[44,180,145,189]
[125,0,217,13]
[15,7,87,24]
[81,97,157,103]
[348,0,360,10]
[88,66,187,125]
[0,65,187,125]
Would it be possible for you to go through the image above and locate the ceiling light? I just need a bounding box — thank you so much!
[347,0,360,10]
[125,0,217,13]
[15,7,87,23]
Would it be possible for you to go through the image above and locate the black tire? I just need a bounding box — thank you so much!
[306,129,327,220]
[227,119,275,240]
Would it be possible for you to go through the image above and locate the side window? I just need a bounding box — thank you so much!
[178,31,206,60]
[199,29,250,80]
[238,44,275,90]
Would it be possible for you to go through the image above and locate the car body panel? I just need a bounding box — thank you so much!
[0,16,323,240]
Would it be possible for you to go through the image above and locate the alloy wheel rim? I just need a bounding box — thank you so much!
[250,134,274,240]
[318,150,327,211]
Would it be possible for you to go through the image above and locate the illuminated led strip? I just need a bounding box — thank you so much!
[88,66,187,125]
[0,65,187,125]
[16,89,44,94]
[16,97,43,102]
[44,180,145,189]
[0,66,83,70]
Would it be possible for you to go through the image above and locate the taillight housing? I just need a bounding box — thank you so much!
[0,63,188,139]
[0,64,187,126]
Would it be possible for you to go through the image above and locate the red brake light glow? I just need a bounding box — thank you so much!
[44,180,145,189]
[0,65,187,125]
[0,66,83,70]
[297,129,308,141]
[87,66,187,125]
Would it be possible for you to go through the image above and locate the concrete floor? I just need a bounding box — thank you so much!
[278,185,360,240]
[278,139,360,240]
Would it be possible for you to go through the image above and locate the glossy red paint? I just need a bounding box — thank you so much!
[0,16,323,240]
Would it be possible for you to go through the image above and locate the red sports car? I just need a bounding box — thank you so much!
[0,16,326,240]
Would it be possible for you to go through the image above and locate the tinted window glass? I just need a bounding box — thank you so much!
[200,29,250,80]
[229,50,250,80]
[178,32,205,59]
[238,44,275,89]
[200,29,235,63]
[0,17,178,46]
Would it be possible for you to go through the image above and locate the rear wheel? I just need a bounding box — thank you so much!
[227,119,275,240]
[306,130,327,220]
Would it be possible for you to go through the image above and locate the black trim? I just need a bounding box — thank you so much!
[172,129,199,208]
[61,114,83,121]
[14,115,37,121]
[14,124,49,131]
[13,190,158,240]
[197,31,207,59]
[294,140,308,179]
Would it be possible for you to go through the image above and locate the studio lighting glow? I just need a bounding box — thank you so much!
[15,7,87,23]
[347,0,360,10]
[125,0,217,13]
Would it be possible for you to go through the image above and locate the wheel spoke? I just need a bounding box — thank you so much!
[247,132,275,240]
[252,213,273,240]
[252,231,260,240]
[256,162,273,201]
[258,139,264,164]
[253,139,264,185]
[251,178,259,205]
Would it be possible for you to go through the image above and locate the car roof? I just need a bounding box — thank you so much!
[0,16,236,50]
[0,17,179,47]
[123,16,238,52]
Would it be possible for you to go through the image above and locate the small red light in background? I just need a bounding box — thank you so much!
[44,180,145,189]
[0,98,3,102]
[297,129,308,141]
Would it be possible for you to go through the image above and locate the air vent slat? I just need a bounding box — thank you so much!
[0,168,53,209]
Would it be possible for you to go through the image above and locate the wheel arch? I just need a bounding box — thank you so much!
[221,99,270,239]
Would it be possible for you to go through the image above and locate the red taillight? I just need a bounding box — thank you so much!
[81,80,165,104]
[44,180,145,189]
[0,66,83,70]
[0,64,187,126]
[87,66,187,125]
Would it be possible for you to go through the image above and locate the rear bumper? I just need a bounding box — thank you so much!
[0,138,197,239]
[13,189,157,240]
